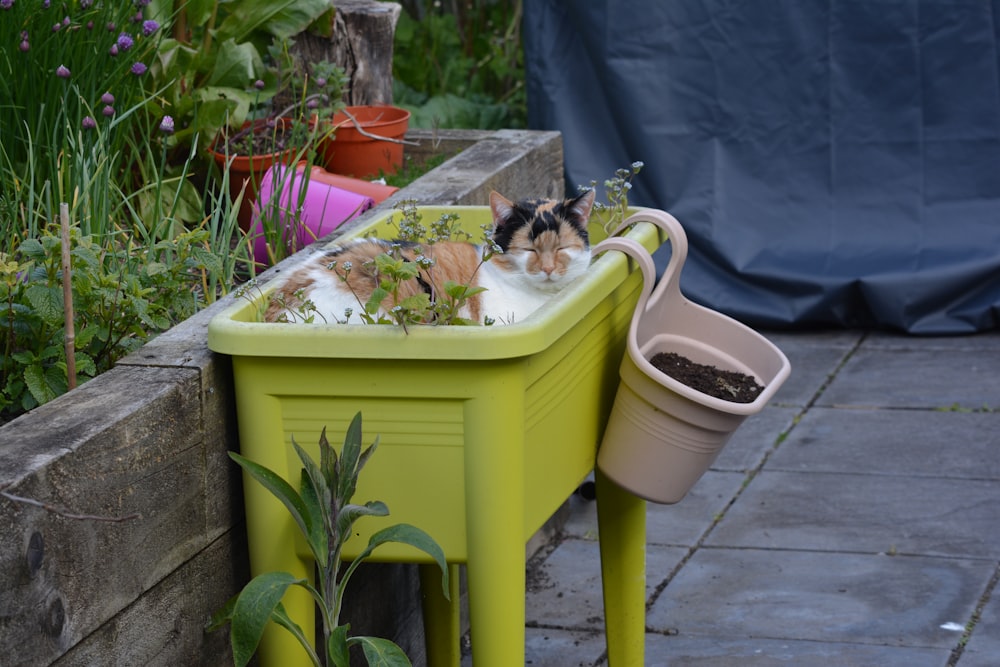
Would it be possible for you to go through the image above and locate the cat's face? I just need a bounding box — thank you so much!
[489,190,595,291]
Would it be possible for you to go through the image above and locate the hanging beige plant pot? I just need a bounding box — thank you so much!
[593,209,791,504]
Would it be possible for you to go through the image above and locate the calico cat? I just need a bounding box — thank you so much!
[263,189,596,325]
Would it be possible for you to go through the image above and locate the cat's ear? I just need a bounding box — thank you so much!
[566,189,596,225]
[490,191,517,227]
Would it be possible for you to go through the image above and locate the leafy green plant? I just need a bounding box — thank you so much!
[249,200,499,328]
[210,412,449,667]
[580,160,645,234]
[0,218,233,423]
[148,0,336,153]
[393,0,525,129]
[0,0,175,235]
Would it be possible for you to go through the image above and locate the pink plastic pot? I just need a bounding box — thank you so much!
[250,164,376,265]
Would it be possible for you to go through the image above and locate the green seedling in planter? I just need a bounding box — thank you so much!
[237,199,499,328]
[209,412,450,667]
[581,160,645,234]
[334,200,498,329]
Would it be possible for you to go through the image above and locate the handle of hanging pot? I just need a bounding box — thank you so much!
[593,208,689,316]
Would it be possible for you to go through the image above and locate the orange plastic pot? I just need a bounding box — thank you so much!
[318,105,411,178]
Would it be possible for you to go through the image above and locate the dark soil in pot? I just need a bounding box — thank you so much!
[649,352,764,403]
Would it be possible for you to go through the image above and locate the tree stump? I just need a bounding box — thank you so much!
[294,0,402,106]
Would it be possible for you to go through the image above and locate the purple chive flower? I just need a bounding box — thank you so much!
[254,79,265,90]
[56,64,70,78]
[106,21,115,31]
[116,32,134,51]
[20,40,29,51]
[306,98,319,110]
[109,44,119,56]
[102,105,115,117]
[159,116,174,134]
[62,15,69,26]
[142,20,159,36]
[131,62,147,76]
[52,22,60,32]
[82,116,97,130]
[0,0,14,11]
[101,92,114,105]
[132,11,142,22]
[80,0,92,7]
[43,0,49,7]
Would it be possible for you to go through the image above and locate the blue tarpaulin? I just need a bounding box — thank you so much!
[524,0,1000,333]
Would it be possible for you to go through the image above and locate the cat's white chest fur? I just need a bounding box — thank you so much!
[475,248,589,324]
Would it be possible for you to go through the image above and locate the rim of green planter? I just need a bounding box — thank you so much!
[207,207,664,360]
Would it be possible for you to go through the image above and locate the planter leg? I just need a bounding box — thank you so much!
[596,468,646,666]
[463,387,527,666]
[420,563,462,667]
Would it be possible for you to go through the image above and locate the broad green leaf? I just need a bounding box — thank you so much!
[17,238,44,259]
[444,281,487,300]
[320,426,338,492]
[206,593,238,632]
[269,603,321,666]
[350,636,412,667]
[335,500,389,542]
[343,524,450,600]
[229,572,306,667]
[24,284,63,326]
[336,412,365,503]
[398,293,431,312]
[208,39,264,88]
[293,439,330,567]
[229,452,314,548]
[365,287,389,315]
[328,624,352,667]
[216,0,332,42]
[23,364,59,406]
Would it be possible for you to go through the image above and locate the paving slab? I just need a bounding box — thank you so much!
[959,580,1000,666]
[563,471,747,547]
[706,470,1000,558]
[524,627,605,667]
[524,537,687,630]
[818,345,1000,409]
[646,548,992,649]
[756,333,860,407]
[768,407,1000,479]
[461,627,606,667]
[644,633,950,666]
[711,406,799,473]
[862,331,1000,351]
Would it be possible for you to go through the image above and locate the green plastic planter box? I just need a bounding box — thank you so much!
[208,206,664,666]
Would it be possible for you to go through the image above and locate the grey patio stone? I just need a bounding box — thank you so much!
[768,406,1000,479]
[524,537,687,630]
[644,633,950,666]
[758,335,859,407]
[706,470,1000,559]
[960,585,1000,666]
[647,548,992,649]
[711,405,799,473]
[563,471,747,547]
[817,345,1000,409]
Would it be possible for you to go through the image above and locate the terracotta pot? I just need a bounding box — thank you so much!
[249,163,377,265]
[209,118,300,231]
[318,105,410,178]
[593,210,791,504]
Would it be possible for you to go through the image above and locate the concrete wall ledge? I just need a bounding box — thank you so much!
[0,129,565,666]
